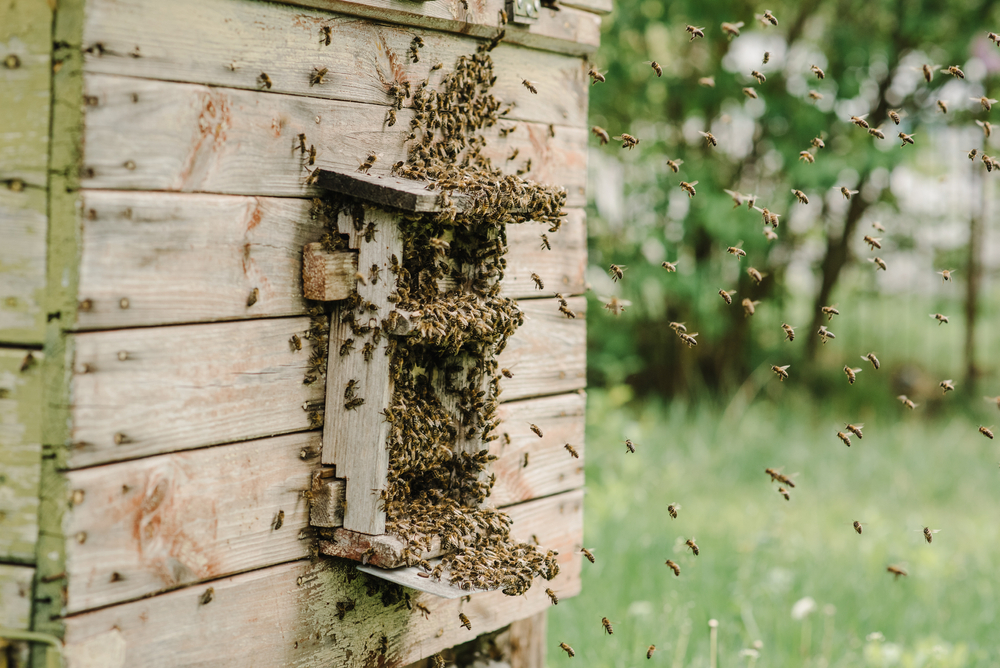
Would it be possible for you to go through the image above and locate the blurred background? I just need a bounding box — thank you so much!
[546,0,1000,665]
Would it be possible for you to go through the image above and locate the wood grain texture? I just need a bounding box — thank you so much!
[60,489,581,667]
[302,243,358,301]
[0,348,43,563]
[0,185,48,345]
[503,611,549,668]
[80,74,588,207]
[67,317,324,469]
[0,564,34,629]
[487,208,586,298]
[62,432,327,615]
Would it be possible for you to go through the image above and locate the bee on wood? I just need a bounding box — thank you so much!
[980,425,995,440]
[937,99,949,114]
[686,24,705,40]
[530,423,543,438]
[581,548,595,563]
[667,503,680,519]
[822,305,839,320]
[750,70,766,84]
[942,65,965,79]
[603,296,629,315]
[747,267,764,284]
[339,339,354,356]
[662,260,678,272]
[972,96,998,112]
[792,189,809,204]
[888,109,901,124]
[699,131,718,147]
[853,520,865,534]
[602,617,614,634]
[841,186,859,200]
[200,587,214,605]
[289,334,302,351]
[721,21,744,39]
[844,366,862,384]
[850,114,870,129]
[646,61,662,77]
[247,287,259,307]
[978,120,993,137]
[624,439,636,453]
[615,133,640,150]
[521,78,538,94]
[726,245,746,260]
[719,289,737,305]
[777,486,790,500]
[742,87,758,99]
[680,180,699,198]
[887,565,908,579]
[836,430,852,447]
[808,90,824,101]
[565,444,579,458]
[559,642,575,657]
[320,26,332,45]
[665,560,680,576]
[939,379,955,394]
[297,133,307,154]
[685,538,699,555]
[362,342,375,362]
[742,298,760,317]
[545,588,559,605]
[308,145,316,166]
[507,148,520,162]
[385,107,396,127]
[481,28,505,51]
[898,132,916,147]
[699,76,716,87]
[459,613,472,630]
[408,35,424,63]
[869,257,887,271]
[678,332,699,348]
[592,126,610,145]
[771,364,790,381]
[782,323,796,341]
[258,72,272,89]
[921,527,941,543]
[358,153,377,174]
[666,157,684,173]
[345,397,365,410]
[931,313,949,325]
[811,64,825,79]
[868,126,885,140]
[609,264,625,282]
[540,234,551,250]
[648,644,657,658]
[799,150,815,163]
[530,273,544,290]
[310,67,329,87]
[897,395,918,410]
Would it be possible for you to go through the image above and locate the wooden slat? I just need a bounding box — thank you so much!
[497,296,586,401]
[61,432,327,615]
[0,564,35,629]
[557,0,613,15]
[488,208,587,298]
[0,185,48,345]
[61,489,581,667]
[80,74,588,208]
[0,348,44,563]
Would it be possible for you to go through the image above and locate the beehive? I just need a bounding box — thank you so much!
[0,0,605,665]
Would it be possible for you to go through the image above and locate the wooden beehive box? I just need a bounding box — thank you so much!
[0,0,605,664]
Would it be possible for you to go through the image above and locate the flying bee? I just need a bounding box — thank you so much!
[521,78,538,94]
[931,313,949,325]
[646,61,662,77]
[771,364,790,381]
[782,323,796,341]
[602,617,614,634]
[699,131,718,147]
[850,114,870,129]
[869,257,887,271]
[980,425,995,440]
[977,120,993,137]
[822,305,840,320]
[459,613,472,630]
[559,642,575,657]
[545,588,559,605]
[581,548,595,563]
[665,560,680,576]
[762,51,771,64]
[609,264,625,281]
[530,423,543,438]
[841,186,859,200]
[937,269,955,282]
[863,235,881,250]
[897,395,917,410]
[565,444,579,458]
[765,468,796,487]
[846,423,864,439]
[836,430,852,447]
[662,260,678,272]
[887,565,908,579]
[750,70,766,83]
[678,332,699,348]
[667,503,680,519]
[811,64,825,79]
[721,21,744,39]
[603,296,630,315]
[941,65,965,79]
[258,72,272,89]
[799,150,815,163]
[624,439,636,453]
[699,76,716,87]
[985,153,996,172]
[648,645,657,658]
[844,366,862,384]
[588,67,606,84]
[531,273,544,290]
[864,352,880,370]
[414,602,431,619]
[723,189,747,207]
[615,133,640,149]
[898,132,916,147]
[868,126,885,139]
[592,125,610,145]
[666,157,684,173]
[921,527,941,543]
[808,90,823,101]
[937,99,948,114]
[872,221,886,232]
[939,379,955,394]
[888,109,901,124]
[680,180,699,197]
[719,289,736,305]
[669,321,687,333]
[972,96,998,111]
[540,234,551,250]
[990,31,1000,45]
[764,227,778,241]
[742,87,758,99]
[853,520,865,534]
[817,325,836,343]
[747,267,764,284]
[358,153,377,174]
[792,189,809,204]
[777,486,790,500]
[309,66,329,87]
[742,298,760,317]
[969,148,979,161]
[685,538,699,555]
[686,24,705,40]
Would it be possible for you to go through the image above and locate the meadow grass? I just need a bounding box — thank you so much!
[546,387,1000,667]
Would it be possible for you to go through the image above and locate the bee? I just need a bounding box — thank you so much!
[719,289,736,305]
[868,126,885,140]
[308,145,316,166]
[507,148,520,162]
[685,538,699,556]
[665,560,680,576]
[247,287,259,307]
[320,25,332,45]
[414,602,431,619]
[836,430,852,447]
[565,443,580,458]
[385,107,396,127]
[990,31,1000,45]
[699,131,718,147]
[723,189,747,207]
[762,10,778,25]
[888,109,901,124]
[699,76,716,87]
[782,323,796,341]
[808,90,824,101]
[666,157,684,173]
[931,312,949,325]
[531,273,544,290]
[624,439,636,453]
[603,296,630,315]
[817,325,836,343]
[646,61,662,77]
[310,67,329,87]
[539,234,551,251]
[844,366,862,384]
[742,87,758,99]
[430,61,443,72]
[581,548,595,563]
[810,64,826,80]
[777,486,790,500]
[530,423,543,438]
[200,587,214,605]
[648,644,657,658]
[258,72,272,89]
[869,257,887,271]
[750,70,766,83]
[721,21,744,39]
[939,379,955,394]
[459,613,472,630]
[667,503,680,519]
[680,180,699,198]
[358,153,377,174]
[792,189,809,204]
[686,24,705,40]
[614,133,640,150]
[921,527,941,543]
[969,148,979,161]
[609,264,625,281]
[592,125,610,145]
[602,617,614,634]
[765,468,796,487]
[977,120,993,137]
[588,67,606,84]
[937,99,948,114]
[498,8,507,23]
[937,269,955,282]
[980,425,995,439]
[799,150,815,163]
[289,334,302,351]
[898,132,916,147]
[985,153,996,172]
[771,364,790,381]
[863,353,880,370]
[887,565,908,579]
[863,235,882,251]
[521,78,538,94]
[545,588,559,605]
[972,96,998,111]
[678,332,699,348]
[742,298,760,317]
[747,267,764,284]
[763,226,778,241]
[850,114,870,129]
[941,65,965,79]
[897,395,917,410]
[841,186,859,200]
[853,521,865,534]
[296,133,308,154]
[345,397,364,410]
[559,642,575,657]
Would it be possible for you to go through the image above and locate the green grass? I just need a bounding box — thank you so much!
[546,387,1000,667]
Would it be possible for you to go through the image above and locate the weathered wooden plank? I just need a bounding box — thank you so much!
[0,564,34,629]
[0,186,48,345]
[80,74,588,208]
[61,489,581,667]
[497,296,586,401]
[557,0,613,15]
[484,208,586,298]
[0,348,43,563]
[502,611,548,668]
[67,317,324,469]
[302,243,358,301]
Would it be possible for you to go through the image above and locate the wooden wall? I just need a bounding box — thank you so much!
[9,0,606,664]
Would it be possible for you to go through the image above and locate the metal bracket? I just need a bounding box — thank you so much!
[506,0,540,24]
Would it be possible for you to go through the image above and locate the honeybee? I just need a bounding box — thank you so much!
[546,588,559,605]
[667,503,680,519]
[918,526,941,543]
[817,325,836,343]
[648,644,657,658]
[750,70,767,85]
[844,366,861,384]
[310,66,329,87]
[339,339,354,356]
[937,269,955,282]
[665,560,680,576]
[765,468,796,487]
[864,352,880,370]
[699,131,718,147]
[841,186,859,200]
[990,31,1000,45]
[763,51,771,64]
[872,221,886,232]
[647,61,662,77]
[771,364,790,381]
[821,305,839,320]
[601,617,615,634]
[888,109,901,124]
[530,423,543,438]
[977,120,993,137]
[624,439,636,453]
[308,145,317,165]
[588,67,606,84]
[540,234,551,250]
[384,107,396,127]
[320,25,332,45]
[614,133,640,150]
[289,334,302,351]
[777,486,790,500]
[792,189,809,204]
[939,379,955,394]
[258,72,272,89]
[507,148,520,161]
[782,323,796,341]
[723,189,746,207]
[853,520,865,534]
[719,289,737,305]
[850,422,870,438]
[686,24,705,40]
[603,296,630,315]
[725,244,746,260]
[415,602,431,619]
[685,538,699,555]
[559,642,575,657]
[531,273,544,290]
[985,153,996,172]
[972,96,998,111]
[459,612,472,630]
[868,126,885,139]
[678,332,699,348]
[863,235,881,250]
[810,64,825,79]
[747,267,764,284]
[850,114,870,129]
[721,21,744,39]
[521,78,538,94]
[699,76,716,87]
[887,565,908,579]
[609,264,625,281]
[942,65,965,79]
[680,180,699,197]
[763,227,778,241]
[247,287,259,307]
[742,298,760,317]
[869,257,887,271]
[666,157,684,173]
[742,87,758,99]
[898,132,916,147]
[808,90,824,101]
[897,395,917,410]
[565,444,580,458]
[937,99,948,114]
[592,126,610,145]
[836,430,852,447]
[980,425,995,440]
[969,148,979,160]
[669,321,687,333]
[581,548,595,563]
[799,150,815,163]
[662,260,678,272]
[931,313,949,325]
[358,153,378,174]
